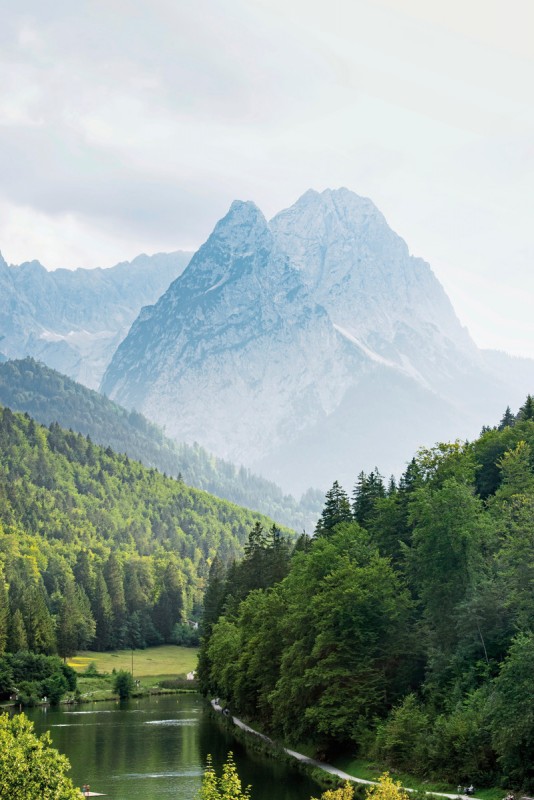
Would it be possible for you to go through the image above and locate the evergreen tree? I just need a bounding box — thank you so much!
[201,557,227,637]
[498,406,515,430]
[56,582,79,660]
[264,524,290,586]
[8,609,27,652]
[73,550,95,600]
[104,553,126,641]
[0,566,8,656]
[153,562,184,641]
[315,481,352,536]
[517,394,534,422]
[240,522,267,593]
[22,582,56,654]
[57,580,96,659]
[352,469,386,527]
[92,569,113,650]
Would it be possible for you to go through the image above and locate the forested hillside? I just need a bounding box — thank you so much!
[0,359,321,531]
[0,406,288,657]
[199,398,534,790]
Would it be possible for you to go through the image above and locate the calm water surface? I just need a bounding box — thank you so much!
[25,694,321,800]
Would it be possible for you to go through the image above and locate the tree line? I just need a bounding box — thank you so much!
[0,404,288,658]
[198,397,534,790]
[0,358,322,530]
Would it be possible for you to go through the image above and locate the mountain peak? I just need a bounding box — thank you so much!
[286,186,383,220]
[224,199,266,225]
[187,199,271,261]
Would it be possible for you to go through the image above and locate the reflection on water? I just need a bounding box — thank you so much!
[24,694,321,800]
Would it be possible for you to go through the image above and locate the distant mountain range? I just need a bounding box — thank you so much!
[101,188,534,493]
[0,358,321,531]
[0,250,190,388]
[3,188,532,495]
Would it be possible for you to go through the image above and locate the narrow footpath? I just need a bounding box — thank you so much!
[210,700,482,800]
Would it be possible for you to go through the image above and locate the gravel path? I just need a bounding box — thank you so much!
[210,700,482,800]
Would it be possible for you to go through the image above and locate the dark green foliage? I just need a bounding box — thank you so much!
[315,481,352,535]
[199,397,534,789]
[197,522,292,695]
[498,406,515,430]
[518,394,534,421]
[487,633,534,788]
[113,669,134,699]
[352,469,385,527]
[0,652,75,704]
[0,358,321,531]
[0,404,291,655]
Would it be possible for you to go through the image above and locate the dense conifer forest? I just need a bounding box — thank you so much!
[199,398,534,790]
[0,405,289,658]
[0,359,322,531]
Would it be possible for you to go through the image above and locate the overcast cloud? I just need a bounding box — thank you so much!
[1,0,533,357]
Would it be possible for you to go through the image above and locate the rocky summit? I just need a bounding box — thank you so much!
[0,250,191,389]
[101,189,534,493]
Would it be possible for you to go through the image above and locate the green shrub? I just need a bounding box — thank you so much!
[84,662,100,678]
[113,669,134,699]
[372,694,430,775]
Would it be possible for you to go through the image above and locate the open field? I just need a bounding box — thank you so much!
[68,645,198,677]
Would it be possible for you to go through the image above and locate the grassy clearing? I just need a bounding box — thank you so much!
[68,644,198,677]
[67,645,199,703]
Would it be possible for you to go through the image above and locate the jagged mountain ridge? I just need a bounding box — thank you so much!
[102,188,533,493]
[0,250,191,388]
[103,200,365,463]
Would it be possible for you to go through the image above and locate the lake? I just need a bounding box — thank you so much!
[24,693,322,800]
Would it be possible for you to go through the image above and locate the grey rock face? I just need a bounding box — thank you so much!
[102,189,533,492]
[0,250,191,388]
[103,200,364,464]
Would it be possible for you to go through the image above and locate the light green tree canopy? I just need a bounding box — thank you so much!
[0,712,79,800]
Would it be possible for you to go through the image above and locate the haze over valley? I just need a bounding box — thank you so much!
[2,187,531,495]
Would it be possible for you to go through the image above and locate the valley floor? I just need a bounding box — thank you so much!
[67,645,198,702]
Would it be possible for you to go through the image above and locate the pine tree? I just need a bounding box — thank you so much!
[56,581,79,660]
[353,469,385,527]
[0,566,8,656]
[73,550,95,600]
[498,406,516,430]
[518,394,534,422]
[8,608,28,652]
[22,582,56,654]
[104,553,126,639]
[316,480,352,535]
[92,569,113,650]
[201,557,227,637]
[153,563,184,641]
[264,524,290,586]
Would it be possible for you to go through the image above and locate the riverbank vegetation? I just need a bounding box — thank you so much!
[0,652,77,706]
[199,399,534,792]
[198,752,408,800]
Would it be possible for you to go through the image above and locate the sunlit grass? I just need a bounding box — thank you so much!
[68,644,198,677]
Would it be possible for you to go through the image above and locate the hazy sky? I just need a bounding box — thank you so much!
[1,0,533,356]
